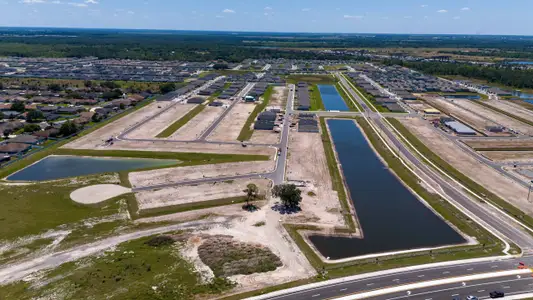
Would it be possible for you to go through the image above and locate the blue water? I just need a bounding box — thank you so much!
[318,85,350,111]
[507,61,533,65]
[7,156,177,181]
[309,120,465,259]
[444,94,480,100]
[512,91,533,101]
[525,100,533,105]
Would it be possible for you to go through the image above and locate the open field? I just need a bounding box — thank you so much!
[169,106,225,140]
[286,75,336,85]
[269,86,288,107]
[286,131,344,227]
[463,139,533,151]
[422,96,505,136]
[485,100,533,122]
[400,117,532,215]
[480,151,533,163]
[452,99,533,135]
[208,102,255,142]
[250,130,280,144]
[126,103,196,139]
[63,101,173,149]
[129,160,275,188]
[135,179,269,211]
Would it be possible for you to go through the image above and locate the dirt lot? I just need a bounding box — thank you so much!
[452,99,533,135]
[208,102,255,142]
[285,131,345,227]
[129,160,275,188]
[270,86,288,107]
[423,97,504,136]
[168,106,224,141]
[485,100,533,122]
[401,117,532,215]
[480,151,533,163]
[135,179,269,211]
[126,103,196,139]
[64,101,173,149]
[250,130,280,144]
[463,139,533,150]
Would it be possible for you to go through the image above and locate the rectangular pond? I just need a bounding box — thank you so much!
[308,119,465,259]
[443,94,480,100]
[318,85,350,111]
[7,156,177,181]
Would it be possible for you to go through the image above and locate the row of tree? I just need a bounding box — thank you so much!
[243,183,302,210]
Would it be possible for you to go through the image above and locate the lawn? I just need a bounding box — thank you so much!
[237,86,273,141]
[0,235,235,300]
[309,84,325,111]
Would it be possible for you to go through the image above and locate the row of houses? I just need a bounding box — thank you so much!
[296,82,311,111]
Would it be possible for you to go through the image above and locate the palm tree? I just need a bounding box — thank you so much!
[243,183,259,209]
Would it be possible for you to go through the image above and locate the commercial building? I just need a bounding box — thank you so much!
[444,121,476,135]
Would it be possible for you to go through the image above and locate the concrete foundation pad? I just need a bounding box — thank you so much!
[70,184,131,204]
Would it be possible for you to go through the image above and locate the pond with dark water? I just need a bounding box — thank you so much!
[318,85,350,111]
[308,119,465,259]
[7,156,177,181]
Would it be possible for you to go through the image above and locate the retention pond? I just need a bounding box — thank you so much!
[7,156,177,181]
[309,119,465,259]
[318,85,350,111]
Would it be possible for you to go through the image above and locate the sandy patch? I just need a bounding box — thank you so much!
[126,103,196,139]
[168,106,224,141]
[452,99,533,135]
[285,131,345,227]
[63,101,173,149]
[135,179,270,211]
[70,184,131,204]
[401,117,532,215]
[250,130,280,144]
[480,151,533,163]
[485,100,533,122]
[129,160,275,188]
[270,86,288,107]
[463,139,533,150]
[208,102,255,142]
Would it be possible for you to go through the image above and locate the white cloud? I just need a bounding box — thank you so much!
[344,15,363,19]
[421,4,428,8]
[20,0,45,3]
[85,0,97,3]
[301,8,311,12]
[222,8,235,13]
[437,9,448,13]
[215,15,224,18]
[264,6,272,10]
[460,7,470,11]
[127,10,134,14]
[68,2,87,7]
[423,15,429,19]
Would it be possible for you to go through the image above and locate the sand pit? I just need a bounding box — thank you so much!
[424,97,502,135]
[480,151,533,163]
[64,101,173,149]
[126,103,196,139]
[70,184,131,204]
[453,99,533,135]
[129,160,275,188]
[463,139,533,150]
[250,130,280,144]
[135,179,270,211]
[285,131,345,227]
[208,102,255,142]
[401,117,533,215]
[169,106,224,140]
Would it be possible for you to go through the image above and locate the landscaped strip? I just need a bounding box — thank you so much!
[335,82,363,112]
[237,85,273,141]
[283,117,503,279]
[309,84,325,111]
[387,117,533,230]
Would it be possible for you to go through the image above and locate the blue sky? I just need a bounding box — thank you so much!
[1,0,531,35]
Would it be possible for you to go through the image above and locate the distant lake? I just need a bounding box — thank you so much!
[513,91,533,101]
[443,94,480,100]
[507,61,533,65]
[318,85,350,111]
[7,156,177,181]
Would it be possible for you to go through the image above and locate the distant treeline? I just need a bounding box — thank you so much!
[385,59,533,89]
[439,50,533,61]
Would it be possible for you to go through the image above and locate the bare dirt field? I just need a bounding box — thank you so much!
[270,86,288,107]
[208,102,255,142]
[462,139,533,150]
[129,160,275,188]
[485,100,533,121]
[401,117,533,215]
[64,101,173,149]
[452,99,533,135]
[285,131,345,227]
[168,106,224,141]
[423,97,504,136]
[70,184,131,204]
[407,101,435,112]
[250,130,280,144]
[480,151,533,163]
[135,179,270,211]
[126,103,196,139]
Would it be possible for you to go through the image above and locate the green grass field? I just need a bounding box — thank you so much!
[309,84,325,111]
[286,74,337,85]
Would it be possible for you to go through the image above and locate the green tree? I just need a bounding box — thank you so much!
[272,184,302,209]
[10,101,25,112]
[26,110,44,122]
[59,121,78,136]
[119,103,126,110]
[100,81,120,89]
[243,183,259,208]
[213,63,229,70]
[91,113,101,123]
[84,80,93,88]
[23,123,41,133]
[0,82,3,90]
[48,83,62,92]
[0,111,4,120]
[102,89,123,100]
[3,128,12,138]
[159,82,176,94]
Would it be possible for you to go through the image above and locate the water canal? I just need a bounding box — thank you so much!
[308,119,465,259]
[318,85,350,111]
[7,156,177,181]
